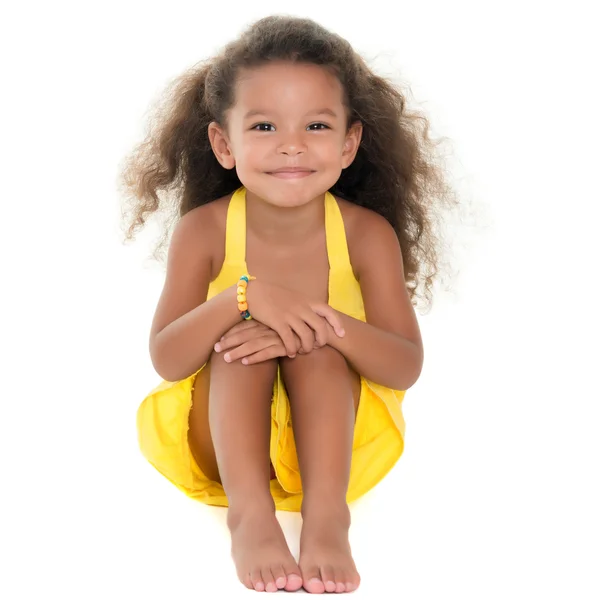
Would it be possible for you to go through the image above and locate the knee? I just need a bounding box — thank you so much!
[280,344,348,377]
[280,346,359,407]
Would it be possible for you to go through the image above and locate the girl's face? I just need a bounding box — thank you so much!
[209,61,362,208]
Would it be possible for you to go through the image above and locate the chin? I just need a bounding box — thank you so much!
[265,187,318,208]
[244,177,323,208]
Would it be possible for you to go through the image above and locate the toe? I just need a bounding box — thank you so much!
[284,572,303,592]
[271,564,287,590]
[334,569,346,593]
[301,565,325,594]
[347,572,361,592]
[305,578,325,594]
[282,557,303,591]
[262,567,277,593]
[283,562,303,593]
[320,566,336,593]
[250,568,265,592]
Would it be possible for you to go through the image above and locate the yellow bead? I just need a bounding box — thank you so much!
[237,286,245,295]
[238,279,247,288]
[237,294,246,303]
[238,302,248,311]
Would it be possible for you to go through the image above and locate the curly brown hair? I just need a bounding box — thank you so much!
[117,15,470,312]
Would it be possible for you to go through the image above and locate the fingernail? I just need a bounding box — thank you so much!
[214,343,221,352]
[220,336,225,341]
[241,358,248,365]
[224,353,231,362]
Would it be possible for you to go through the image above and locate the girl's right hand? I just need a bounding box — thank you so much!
[245,279,345,356]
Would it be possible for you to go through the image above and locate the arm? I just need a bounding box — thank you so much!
[148,207,241,382]
[325,210,424,391]
[327,313,422,391]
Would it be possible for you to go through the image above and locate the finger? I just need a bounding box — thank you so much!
[224,337,279,363]
[302,311,329,347]
[221,319,260,340]
[223,319,271,339]
[216,328,270,352]
[217,323,276,351]
[288,317,316,354]
[242,343,287,365]
[311,304,345,337]
[292,333,303,353]
[273,324,298,357]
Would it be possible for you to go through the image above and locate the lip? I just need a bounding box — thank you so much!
[267,167,315,179]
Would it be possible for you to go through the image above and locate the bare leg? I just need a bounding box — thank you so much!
[280,346,362,594]
[188,352,302,592]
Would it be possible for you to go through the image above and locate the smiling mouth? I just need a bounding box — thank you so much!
[267,169,315,179]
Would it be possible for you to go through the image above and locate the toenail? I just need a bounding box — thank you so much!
[276,577,286,588]
[255,582,265,591]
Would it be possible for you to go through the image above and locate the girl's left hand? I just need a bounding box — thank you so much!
[214,319,311,365]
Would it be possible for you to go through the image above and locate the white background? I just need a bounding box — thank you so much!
[1,1,598,598]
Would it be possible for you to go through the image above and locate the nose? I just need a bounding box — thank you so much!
[277,132,307,156]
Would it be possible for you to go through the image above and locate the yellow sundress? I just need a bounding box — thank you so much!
[136,186,406,512]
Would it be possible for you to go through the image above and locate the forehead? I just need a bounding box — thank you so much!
[232,61,345,115]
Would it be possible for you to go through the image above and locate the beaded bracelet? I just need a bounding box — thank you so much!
[237,274,256,320]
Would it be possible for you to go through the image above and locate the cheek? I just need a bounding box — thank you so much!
[315,137,346,164]
[238,137,270,165]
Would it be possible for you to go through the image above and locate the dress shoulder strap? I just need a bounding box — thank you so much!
[324,191,352,271]
[223,186,246,267]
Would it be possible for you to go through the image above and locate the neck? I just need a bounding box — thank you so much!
[245,188,326,244]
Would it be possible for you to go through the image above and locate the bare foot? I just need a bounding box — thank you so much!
[228,502,303,592]
[299,502,360,594]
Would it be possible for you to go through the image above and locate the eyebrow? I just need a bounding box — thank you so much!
[243,108,338,119]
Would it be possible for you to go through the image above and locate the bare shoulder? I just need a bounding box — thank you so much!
[173,194,231,279]
[336,197,401,279]
[178,194,228,244]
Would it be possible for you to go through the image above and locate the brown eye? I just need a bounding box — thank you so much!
[307,123,329,130]
[252,123,275,131]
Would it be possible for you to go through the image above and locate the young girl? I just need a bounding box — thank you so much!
[120,15,457,594]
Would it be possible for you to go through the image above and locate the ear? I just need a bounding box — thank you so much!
[341,121,363,169]
[208,121,236,170]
